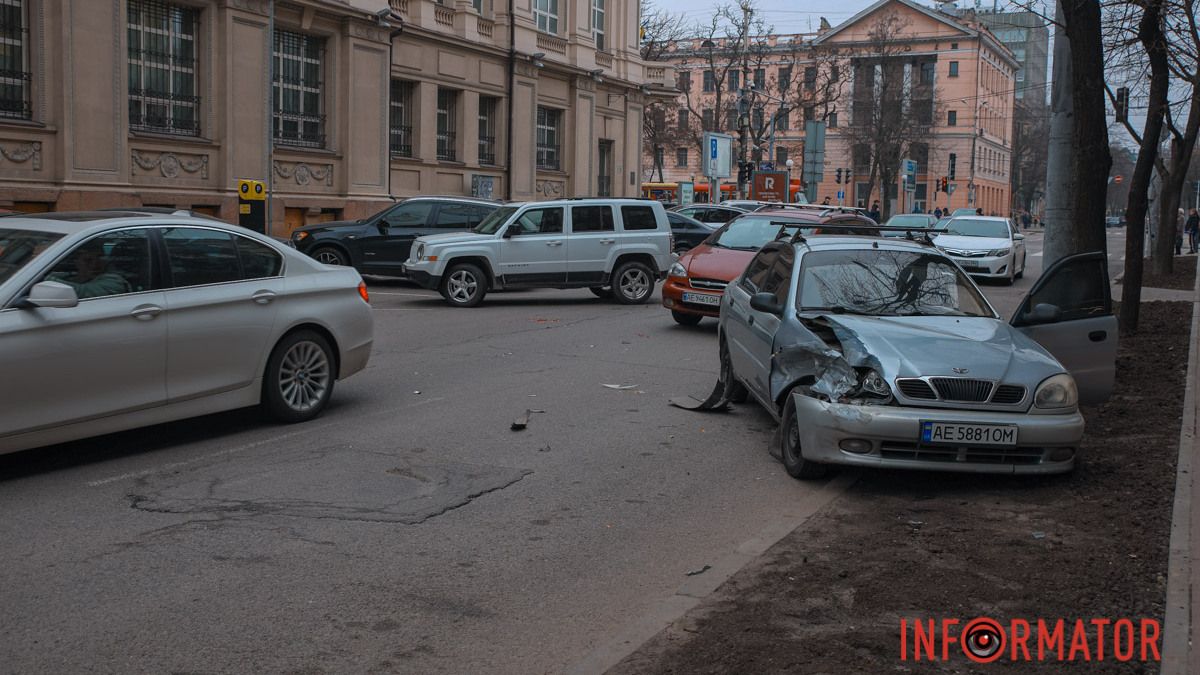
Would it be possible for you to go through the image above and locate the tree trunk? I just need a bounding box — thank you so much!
[1061,0,1111,261]
[1153,94,1200,274]
[1119,0,1168,334]
[1043,1,1074,267]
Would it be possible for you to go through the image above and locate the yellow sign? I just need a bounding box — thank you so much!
[238,179,266,201]
[239,203,251,214]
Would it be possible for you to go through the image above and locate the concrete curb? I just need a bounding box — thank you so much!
[565,471,858,675]
[1161,254,1200,674]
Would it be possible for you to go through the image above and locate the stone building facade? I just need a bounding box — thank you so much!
[646,0,1017,217]
[0,0,665,235]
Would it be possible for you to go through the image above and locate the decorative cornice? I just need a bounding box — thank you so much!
[131,150,209,179]
[514,62,541,79]
[0,140,42,170]
[225,0,269,15]
[274,160,334,186]
[344,17,391,43]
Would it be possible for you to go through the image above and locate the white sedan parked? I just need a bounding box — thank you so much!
[934,216,1027,285]
[0,211,374,455]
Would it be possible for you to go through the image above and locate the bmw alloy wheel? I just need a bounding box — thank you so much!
[278,340,331,412]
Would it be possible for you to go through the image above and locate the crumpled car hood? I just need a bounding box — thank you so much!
[817,314,1064,384]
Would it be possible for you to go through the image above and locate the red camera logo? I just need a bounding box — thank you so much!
[900,617,1161,663]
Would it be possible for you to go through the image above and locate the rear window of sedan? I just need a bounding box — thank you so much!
[709,215,807,251]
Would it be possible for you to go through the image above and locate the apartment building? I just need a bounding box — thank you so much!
[0,0,664,234]
[647,0,1017,217]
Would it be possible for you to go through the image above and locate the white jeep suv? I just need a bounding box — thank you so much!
[401,199,674,307]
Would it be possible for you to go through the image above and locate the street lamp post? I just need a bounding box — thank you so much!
[785,158,795,202]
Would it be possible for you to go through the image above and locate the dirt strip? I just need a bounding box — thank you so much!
[611,301,1191,674]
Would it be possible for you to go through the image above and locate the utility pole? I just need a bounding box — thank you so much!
[1043,0,1073,268]
[736,0,752,199]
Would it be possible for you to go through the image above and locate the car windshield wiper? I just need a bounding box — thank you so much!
[727,245,762,251]
[799,305,878,316]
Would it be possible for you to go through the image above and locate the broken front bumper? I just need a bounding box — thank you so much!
[790,393,1083,474]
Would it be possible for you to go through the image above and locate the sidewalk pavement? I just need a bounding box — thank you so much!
[1160,255,1200,674]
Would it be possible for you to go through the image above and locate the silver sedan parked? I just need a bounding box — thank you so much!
[718,235,1116,478]
[0,211,374,455]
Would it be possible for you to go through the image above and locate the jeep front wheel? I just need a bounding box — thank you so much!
[612,261,654,305]
[440,263,488,307]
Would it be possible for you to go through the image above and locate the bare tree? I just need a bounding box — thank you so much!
[835,11,939,220]
[640,1,691,182]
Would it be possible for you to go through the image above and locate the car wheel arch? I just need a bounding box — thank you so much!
[310,242,354,264]
[444,255,496,287]
[266,322,342,382]
[611,251,659,277]
[773,376,817,418]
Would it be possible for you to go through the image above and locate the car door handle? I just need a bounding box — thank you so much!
[130,304,163,320]
[599,238,616,244]
[252,290,277,305]
[546,241,563,247]
[1089,330,1107,342]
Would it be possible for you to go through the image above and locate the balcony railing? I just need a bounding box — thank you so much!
[435,5,454,27]
[390,0,409,13]
[390,125,413,157]
[595,52,613,69]
[536,33,567,55]
[478,136,496,165]
[437,131,456,161]
[478,19,494,39]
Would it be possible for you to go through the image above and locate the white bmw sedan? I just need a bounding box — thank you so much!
[0,211,373,455]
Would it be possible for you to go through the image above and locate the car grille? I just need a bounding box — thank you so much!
[896,379,937,400]
[990,384,1027,405]
[930,378,993,402]
[943,248,986,258]
[690,278,728,291]
[880,442,1045,465]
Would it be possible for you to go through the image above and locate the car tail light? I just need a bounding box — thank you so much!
[357,281,369,303]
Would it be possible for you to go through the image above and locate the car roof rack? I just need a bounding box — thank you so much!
[772,222,940,246]
[759,203,872,218]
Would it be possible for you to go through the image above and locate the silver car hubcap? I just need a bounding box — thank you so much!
[279,341,330,412]
[619,269,650,299]
[447,270,478,303]
[315,250,343,265]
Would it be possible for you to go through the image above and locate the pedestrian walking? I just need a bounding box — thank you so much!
[1021,211,1032,229]
[975,207,984,216]
[934,207,943,219]
[868,201,881,222]
[1187,208,1199,254]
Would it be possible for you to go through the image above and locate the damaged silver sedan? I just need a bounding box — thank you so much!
[716,235,1116,479]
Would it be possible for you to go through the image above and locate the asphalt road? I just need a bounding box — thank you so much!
[0,228,1124,673]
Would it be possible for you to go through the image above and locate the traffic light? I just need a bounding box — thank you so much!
[738,162,752,184]
[941,177,949,192]
[948,153,957,180]
[835,168,843,184]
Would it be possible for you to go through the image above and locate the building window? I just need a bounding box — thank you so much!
[777,109,789,131]
[920,61,936,85]
[436,88,458,161]
[803,66,816,90]
[128,0,200,135]
[828,111,837,128]
[725,107,737,130]
[0,0,30,120]
[775,147,787,165]
[390,80,413,157]
[950,42,958,49]
[273,30,325,148]
[728,70,739,91]
[534,0,558,34]
[593,0,605,51]
[701,108,714,129]
[676,108,688,132]
[803,105,814,122]
[754,68,765,90]
[702,70,715,92]
[675,147,688,168]
[947,110,957,126]
[778,67,791,90]
[751,147,762,163]
[949,61,959,77]
[536,106,561,170]
[752,107,764,130]
[478,95,498,165]
[472,0,483,12]
[678,71,691,92]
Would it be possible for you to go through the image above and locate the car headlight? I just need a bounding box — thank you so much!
[989,247,1012,257]
[413,243,425,262]
[859,369,891,397]
[668,261,687,278]
[1034,373,1078,409]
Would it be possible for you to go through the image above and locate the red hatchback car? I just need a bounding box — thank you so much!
[662,207,877,325]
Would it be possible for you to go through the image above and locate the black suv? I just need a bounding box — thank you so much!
[291,196,500,276]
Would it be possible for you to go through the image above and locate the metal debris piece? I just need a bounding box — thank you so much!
[510,409,546,431]
[686,564,712,577]
[1032,531,1046,540]
[602,383,640,390]
[668,377,732,412]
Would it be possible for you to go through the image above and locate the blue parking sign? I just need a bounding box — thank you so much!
[710,138,718,159]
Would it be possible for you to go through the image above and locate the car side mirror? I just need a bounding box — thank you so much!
[749,292,784,316]
[1025,302,1062,325]
[1013,232,1026,241]
[24,281,79,309]
[503,224,521,238]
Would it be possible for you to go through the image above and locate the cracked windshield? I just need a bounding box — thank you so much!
[798,249,993,317]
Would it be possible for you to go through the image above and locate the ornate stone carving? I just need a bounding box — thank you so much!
[576,77,596,92]
[346,18,390,43]
[274,160,334,186]
[226,0,269,14]
[131,150,209,179]
[0,141,42,170]
[515,62,541,79]
[536,179,564,198]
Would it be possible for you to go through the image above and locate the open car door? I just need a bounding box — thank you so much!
[1010,251,1117,405]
